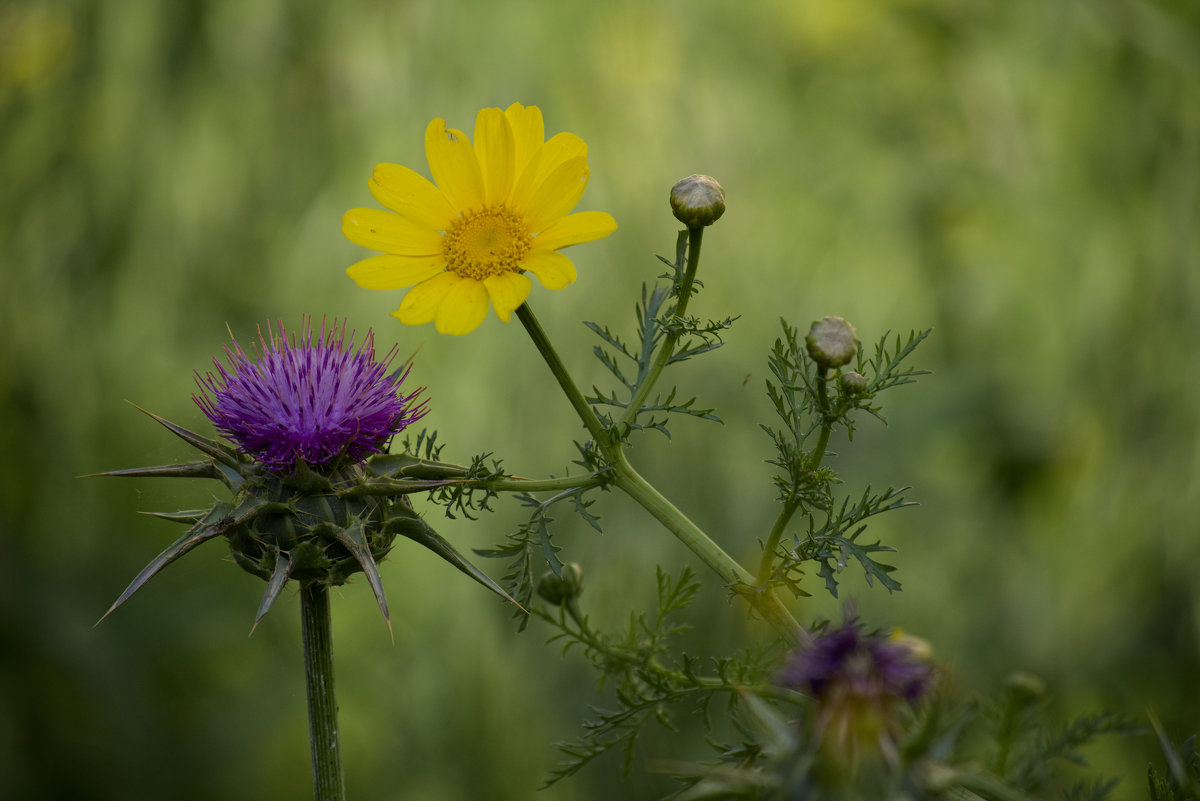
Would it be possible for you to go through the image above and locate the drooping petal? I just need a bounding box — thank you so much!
[532,211,618,252]
[505,103,544,178]
[434,278,490,335]
[347,254,446,290]
[522,250,578,290]
[474,108,516,206]
[510,132,588,212]
[523,156,590,233]
[483,272,532,322]
[394,272,462,325]
[369,164,459,231]
[343,208,443,255]
[424,118,485,212]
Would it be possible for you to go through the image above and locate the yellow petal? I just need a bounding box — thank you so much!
[424,118,484,212]
[532,211,618,252]
[509,132,587,212]
[369,164,458,231]
[522,250,577,290]
[435,277,490,335]
[504,103,544,178]
[523,156,589,233]
[347,254,446,290]
[474,108,516,206]
[394,271,462,325]
[343,208,443,255]
[483,272,532,322]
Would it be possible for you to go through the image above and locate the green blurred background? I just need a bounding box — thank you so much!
[3,0,1198,797]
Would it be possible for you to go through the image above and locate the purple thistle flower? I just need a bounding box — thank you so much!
[194,318,428,470]
[779,616,935,768]
[780,618,933,706]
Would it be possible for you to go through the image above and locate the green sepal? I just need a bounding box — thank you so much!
[99,494,273,624]
[389,511,525,612]
[133,405,241,469]
[100,502,230,623]
[366,452,470,481]
[140,509,208,524]
[86,461,221,480]
[282,459,336,493]
[213,460,249,491]
[329,521,392,634]
[252,550,294,633]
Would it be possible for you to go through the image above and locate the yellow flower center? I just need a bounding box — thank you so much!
[443,206,531,281]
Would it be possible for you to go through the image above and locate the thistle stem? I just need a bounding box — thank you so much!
[301,582,345,801]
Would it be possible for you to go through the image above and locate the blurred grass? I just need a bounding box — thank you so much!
[2,0,1198,798]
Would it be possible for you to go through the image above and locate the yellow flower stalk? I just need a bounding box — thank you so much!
[343,103,618,335]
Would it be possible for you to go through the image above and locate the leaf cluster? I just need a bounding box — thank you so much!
[758,320,929,599]
[585,232,735,442]
[1149,731,1200,801]
[538,567,778,787]
[475,483,603,629]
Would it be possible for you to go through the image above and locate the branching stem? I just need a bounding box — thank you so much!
[516,229,805,646]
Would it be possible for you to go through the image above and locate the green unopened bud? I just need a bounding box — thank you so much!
[806,316,859,370]
[670,174,725,227]
[839,371,869,395]
[1004,671,1047,703]
[537,562,584,605]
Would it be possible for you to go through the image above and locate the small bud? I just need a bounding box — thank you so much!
[1004,671,1047,702]
[805,316,859,370]
[537,562,584,605]
[839,371,869,395]
[670,174,725,228]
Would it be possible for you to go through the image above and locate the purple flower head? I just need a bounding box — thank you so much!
[780,617,933,707]
[194,318,428,470]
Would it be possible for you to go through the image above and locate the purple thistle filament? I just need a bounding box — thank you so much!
[194,318,427,470]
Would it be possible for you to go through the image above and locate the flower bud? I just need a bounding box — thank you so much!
[670,174,725,227]
[805,316,859,370]
[1004,671,1047,702]
[839,371,869,395]
[537,562,584,605]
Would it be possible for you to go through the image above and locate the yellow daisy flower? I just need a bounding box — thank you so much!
[343,103,618,336]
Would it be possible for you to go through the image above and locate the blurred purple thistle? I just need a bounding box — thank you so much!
[194,317,427,470]
[779,615,934,768]
[781,618,932,705]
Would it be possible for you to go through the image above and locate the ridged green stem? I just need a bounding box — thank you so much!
[756,498,801,586]
[301,582,345,801]
[809,366,834,471]
[618,226,704,432]
[515,303,609,446]
[349,473,602,497]
[611,452,803,645]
